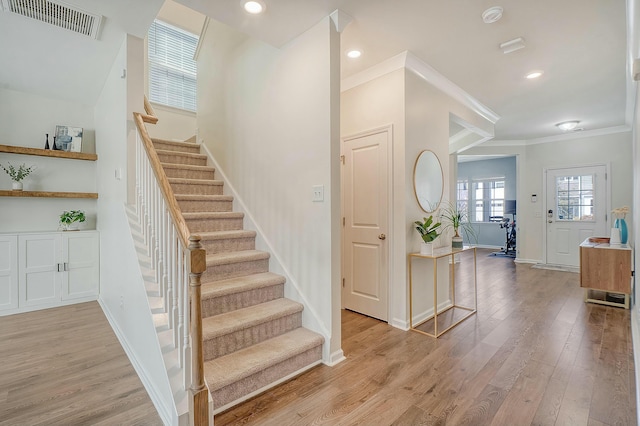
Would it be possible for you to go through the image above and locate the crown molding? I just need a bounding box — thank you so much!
[526,125,631,145]
[341,51,501,125]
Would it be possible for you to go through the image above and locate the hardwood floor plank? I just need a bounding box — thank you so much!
[217,249,636,426]
[0,302,160,425]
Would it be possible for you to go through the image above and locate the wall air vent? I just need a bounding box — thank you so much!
[0,0,103,39]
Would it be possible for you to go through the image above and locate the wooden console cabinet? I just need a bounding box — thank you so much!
[579,239,632,309]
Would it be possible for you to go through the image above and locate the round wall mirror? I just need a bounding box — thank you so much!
[413,150,444,213]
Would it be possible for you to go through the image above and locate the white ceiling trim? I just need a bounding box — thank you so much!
[526,125,631,145]
[341,51,501,126]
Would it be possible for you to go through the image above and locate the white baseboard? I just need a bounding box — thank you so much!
[98,297,174,426]
[514,257,539,264]
[390,318,410,331]
[326,349,346,366]
[412,299,453,326]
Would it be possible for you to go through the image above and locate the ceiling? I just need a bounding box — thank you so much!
[0,0,633,143]
[178,0,632,142]
[0,0,163,105]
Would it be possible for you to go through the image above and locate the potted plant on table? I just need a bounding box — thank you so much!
[1,162,35,191]
[59,210,86,231]
[414,215,441,255]
[439,201,477,249]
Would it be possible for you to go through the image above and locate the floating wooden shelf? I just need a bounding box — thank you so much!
[0,190,98,199]
[0,145,97,161]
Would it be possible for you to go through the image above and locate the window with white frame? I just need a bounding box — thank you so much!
[456,180,469,221]
[147,20,198,112]
[473,178,505,222]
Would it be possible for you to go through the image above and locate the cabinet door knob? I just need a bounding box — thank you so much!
[378,234,386,240]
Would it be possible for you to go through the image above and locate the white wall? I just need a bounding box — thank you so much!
[197,17,341,362]
[0,87,97,232]
[341,68,494,329]
[525,132,632,262]
[94,35,177,425]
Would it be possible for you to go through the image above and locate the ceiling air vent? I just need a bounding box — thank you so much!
[0,0,103,39]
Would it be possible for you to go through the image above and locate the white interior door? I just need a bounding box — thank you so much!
[546,165,607,267]
[342,128,389,321]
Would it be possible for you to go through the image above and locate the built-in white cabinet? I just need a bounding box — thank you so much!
[0,235,18,311]
[0,231,99,315]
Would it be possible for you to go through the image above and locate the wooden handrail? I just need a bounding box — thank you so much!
[133,108,209,425]
[142,95,159,124]
[133,112,189,248]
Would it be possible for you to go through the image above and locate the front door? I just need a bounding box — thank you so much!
[342,127,390,321]
[546,165,608,267]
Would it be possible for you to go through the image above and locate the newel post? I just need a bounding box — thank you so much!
[188,235,209,425]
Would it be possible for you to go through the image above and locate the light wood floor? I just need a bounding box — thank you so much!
[217,249,637,426]
[0,302,161,425]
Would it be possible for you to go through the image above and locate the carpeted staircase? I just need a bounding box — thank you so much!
[152,138,324,412]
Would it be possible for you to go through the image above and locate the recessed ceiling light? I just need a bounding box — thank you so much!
[243,0,265,14]
[346,50,362,59]
[525,70,544,79]
[482,6,503,24]
[556,121,580,131]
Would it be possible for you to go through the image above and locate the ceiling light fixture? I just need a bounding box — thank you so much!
[500,37,525,54]
[243,0,265,14]
[482,6,503,24]
[525,70,544,79]
[346,50,362,59]
[556,121,580,131]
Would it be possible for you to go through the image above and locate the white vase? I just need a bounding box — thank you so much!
[12,181,23,191]
[420,242,434,256]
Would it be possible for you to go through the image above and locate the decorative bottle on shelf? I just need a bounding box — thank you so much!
[52,136,58,150]
[44,133,50,149]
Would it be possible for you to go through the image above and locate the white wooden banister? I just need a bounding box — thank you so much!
[133,97,209,425]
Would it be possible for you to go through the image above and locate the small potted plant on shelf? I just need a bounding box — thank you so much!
[414,215,441,255]
[1,162,35,191]
[59,210,86,231]
[439,201,477,249]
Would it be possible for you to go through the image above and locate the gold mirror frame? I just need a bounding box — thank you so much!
[413,149,444,213]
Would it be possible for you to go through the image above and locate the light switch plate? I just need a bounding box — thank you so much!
[312,185,324,202]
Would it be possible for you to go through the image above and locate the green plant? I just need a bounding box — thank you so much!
[59,210,86,226]
[1,162,35,182]
[414,215,441,243]
[439,201,478,242]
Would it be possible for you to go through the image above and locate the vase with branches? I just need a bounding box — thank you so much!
[1,162,35,191]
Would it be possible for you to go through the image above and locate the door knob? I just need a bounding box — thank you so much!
[378,234,386,240]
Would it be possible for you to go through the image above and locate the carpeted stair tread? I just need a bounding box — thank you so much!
[201,272,285,299]
[204,327,324,391]
[197,229,256,241]
[206,249,269,267]
[202,298,302,340]
[161,163,214,172]
[152,138,200,151]
[156,149,208,165]
[168,177,223,186]
[175,194,234,202]
[183,211,244,220]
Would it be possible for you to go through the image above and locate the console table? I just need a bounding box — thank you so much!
[579,239,633,309]
[408,246,477,337]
